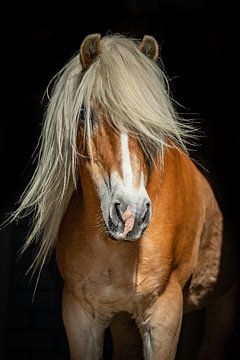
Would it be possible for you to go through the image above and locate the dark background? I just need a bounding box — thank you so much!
[0,1,239,359]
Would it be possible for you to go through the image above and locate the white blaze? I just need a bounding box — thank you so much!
[120,132,133,190]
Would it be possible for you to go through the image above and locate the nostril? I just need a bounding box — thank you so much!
[114,203,123,222]
[141,202,150,224]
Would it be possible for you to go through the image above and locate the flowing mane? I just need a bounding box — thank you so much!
[9,34,195,274]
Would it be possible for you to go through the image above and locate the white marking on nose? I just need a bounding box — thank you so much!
[120,132,133,190]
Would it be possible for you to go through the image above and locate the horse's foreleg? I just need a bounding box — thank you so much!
[136,273,183,360]
[62,285,109,360]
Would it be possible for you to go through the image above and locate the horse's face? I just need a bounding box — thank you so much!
[79,116,152,241]
[75,33,162,241]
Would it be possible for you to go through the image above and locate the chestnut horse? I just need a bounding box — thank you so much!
[9,34,238,359]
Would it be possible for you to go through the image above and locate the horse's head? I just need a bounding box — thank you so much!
[77,34,160,241]
[79,113,152,241]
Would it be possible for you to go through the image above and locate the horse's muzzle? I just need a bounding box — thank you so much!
[107,199,151,241]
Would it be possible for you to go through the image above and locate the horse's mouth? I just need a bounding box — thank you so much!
[105,216,146,242]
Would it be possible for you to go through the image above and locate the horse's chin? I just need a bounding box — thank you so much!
[107,231,140,242]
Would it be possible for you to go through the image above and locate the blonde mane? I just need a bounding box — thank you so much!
[9,34,196,274]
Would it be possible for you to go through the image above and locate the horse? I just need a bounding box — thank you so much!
[9,34,238,359]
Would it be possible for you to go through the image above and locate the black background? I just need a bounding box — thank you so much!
[0,1,239,359]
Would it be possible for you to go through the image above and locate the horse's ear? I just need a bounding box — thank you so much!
[80,33,101,69]
[139,35,159,61]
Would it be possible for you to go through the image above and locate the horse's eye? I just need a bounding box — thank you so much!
[79,107,96,129]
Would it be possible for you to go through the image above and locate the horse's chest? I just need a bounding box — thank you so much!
[78,255,166,315]
[59,241,168,312]
[82,264,137,312]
